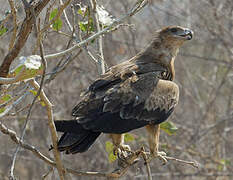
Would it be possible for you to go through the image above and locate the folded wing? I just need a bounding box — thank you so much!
[72,70,179,134]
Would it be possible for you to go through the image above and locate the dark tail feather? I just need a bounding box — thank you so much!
[54,120,101,154]
[55,120,85,133]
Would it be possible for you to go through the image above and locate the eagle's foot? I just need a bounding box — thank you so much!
[117,148,140,168]
[113,144,132,157]
[114,144,135,166]
[156,151,167,164]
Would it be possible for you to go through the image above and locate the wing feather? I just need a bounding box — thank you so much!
[71,63,178,133]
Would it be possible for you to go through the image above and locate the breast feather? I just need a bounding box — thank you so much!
[144,80,179,112]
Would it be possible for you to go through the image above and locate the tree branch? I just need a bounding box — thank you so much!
[29,79,65,180]
[0,0,51,79]
[90,0,106,74]
[8,0,17,51]
[44,0,149,60]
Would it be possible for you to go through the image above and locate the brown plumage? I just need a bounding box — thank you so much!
[55,26,193,156]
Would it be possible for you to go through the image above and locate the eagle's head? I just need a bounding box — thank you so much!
[157,26,193,47]
[137,25,193,69]
[141,26,194,79]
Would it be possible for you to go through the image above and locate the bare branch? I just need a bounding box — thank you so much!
[164,155,199,168]
[90,0,106,74]
[40,0,72,34]
[8,0,17,51]
[0,0,51,79]
[0,66,26,84]
[0,121,56,166]
[29,79,65,180]
[59,0,73,32]
[135,172,233,178]
[9,3,51,178]
[141,147,152,180]
[44,0,149,60]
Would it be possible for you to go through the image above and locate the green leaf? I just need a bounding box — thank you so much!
[1,94,12,102]
[14,65,24,75]
[217,159,231,171]
[77,6,88,17]
[49,8,63,31]
[105,141,114,153]
[10,55,43,81]
[160,121,178,135]
[78,18,94,32]
[40,101,46,107]
[0,107,5,114]
[77,9,83,16]
[124,133,135,142]
[49,8,58,20]
[105,141,117,163]
[0,25,8,36]
[217,164,223,171]
[88,17,94,32]
[79,22,87,32]
[52,19,62,31]
[29,90,46,107]
[0,94,12,115]
[0,94,12,105]
[108,152,117,163]
[29,90,37,96]
[220,159,231,166]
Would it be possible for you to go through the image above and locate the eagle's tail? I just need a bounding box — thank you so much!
[54,120,101,154]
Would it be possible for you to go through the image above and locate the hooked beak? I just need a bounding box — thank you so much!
[179,29,193,40]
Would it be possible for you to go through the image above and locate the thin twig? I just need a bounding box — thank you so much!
[0,66,26,84]
[45,50,82,83]
[90,0,106,74]
[0,85,29,110]
[0,121,56,166]
[8,0,17,51]
[0,121,200,179]
[9,1,49,179]
[44,0,149,60]
[59,0,73,32]
[164,156,199,168]
[135,172,233,178]
[0,88,31,119]
[38,18,65,179]
[29,79,65,180]
[144,151,198,169]
[40,0,72,34]
[0,0,51,79]
[140,147,152,180]
[0,120,138,178]
[42,168,54,180]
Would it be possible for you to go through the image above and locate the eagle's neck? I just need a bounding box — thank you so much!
[134,40,179,81]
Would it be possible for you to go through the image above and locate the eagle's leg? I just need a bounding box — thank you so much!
[146,124,167,164]
[109,134,132,158]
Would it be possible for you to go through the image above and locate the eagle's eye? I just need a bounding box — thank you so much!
[170,28,178,33]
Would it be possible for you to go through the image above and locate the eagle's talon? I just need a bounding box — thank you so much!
[114,144,132,156]
[157,151,166,156]
[148,151,167,164]
[157,151,167,164]
[114,144,136,167]
[157,153,167,165]
[119,144,131,153]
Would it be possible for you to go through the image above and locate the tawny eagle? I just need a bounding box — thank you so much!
[55,26,193,158]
